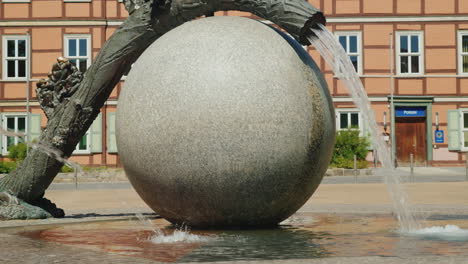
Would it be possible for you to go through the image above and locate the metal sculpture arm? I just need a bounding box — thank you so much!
[36,57,83,119]
[168,0,325,45]
[125,0,325,44]
[0,0,325,219]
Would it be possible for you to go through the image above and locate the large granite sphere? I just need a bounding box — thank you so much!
[116,16,335,228]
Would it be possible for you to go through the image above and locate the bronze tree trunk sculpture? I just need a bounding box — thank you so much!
[0,0,325,219]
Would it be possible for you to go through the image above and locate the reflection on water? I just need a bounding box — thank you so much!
[178,228,330,262]
[18,213,468,263]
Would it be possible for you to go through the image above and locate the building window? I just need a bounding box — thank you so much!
[64,35,91,73]
[449,109,468,151]
[75,131,90,154]
[2,0,30,3]
[336,110,361,132]
[336,32,362,74]
[63,0,91,3]
[2,114,26,155]
[2,36,28,80]
[396,32,424,75]
[458,31,468,75]
[73,114,102,154]
[461,112,468,149]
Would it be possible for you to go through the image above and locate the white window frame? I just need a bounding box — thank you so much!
[335,31,363,75]
[460,109,468,151]
[74,130,91,154]
[2,0,30,3]
[458,31,468,76]
[336,109,363,135]
[63,34,91,72]
[64,0,91,3]
[2,35,28,80]
[396,31,424,76]
[2,113,27,156]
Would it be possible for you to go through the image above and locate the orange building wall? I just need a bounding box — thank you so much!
[0,0,467,165]
[363,0,393,14]
[397,0,421,14]
[335,0,360,15]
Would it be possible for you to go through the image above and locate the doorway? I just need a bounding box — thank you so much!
[395,116,427,165]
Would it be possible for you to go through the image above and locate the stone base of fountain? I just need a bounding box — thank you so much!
[9,212,468,263]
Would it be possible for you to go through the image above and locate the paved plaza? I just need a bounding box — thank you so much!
[1,170,468,264]
[43,180,468,217]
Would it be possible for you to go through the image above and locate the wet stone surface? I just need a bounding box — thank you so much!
[0,232,157,264]
[3,213,468,263]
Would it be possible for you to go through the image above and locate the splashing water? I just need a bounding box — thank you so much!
[149,226,216,244]
[406,225,468,242]
[0,127,84,183]
[0,125,215,245]
[308,24,421,232]
[2,120,211,243]
[310,24,468,240]
[117,198,216,244]
[132,209,210,244]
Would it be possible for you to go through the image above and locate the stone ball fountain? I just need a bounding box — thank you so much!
[116,16,335,228]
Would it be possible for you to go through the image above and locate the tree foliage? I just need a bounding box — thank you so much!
[8,143,28,163]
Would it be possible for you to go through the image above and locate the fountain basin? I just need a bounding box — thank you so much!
[14,213,468,263]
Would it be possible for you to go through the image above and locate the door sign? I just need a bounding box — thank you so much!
[395,107,426,117]
[434,130,444,143]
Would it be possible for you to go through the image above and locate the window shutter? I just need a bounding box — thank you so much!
[448,110,461,151]
[90,113,102,153]
[29,114,42,142]
[107,112,118,153]
[0,114,3,155]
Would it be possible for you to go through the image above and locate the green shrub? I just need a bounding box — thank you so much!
[330,129,370,169]
[0,142,94,175]
[83,166,107,172]
[0,161,17,173]
[8,142,29,163]
[61,165,75,173]
[7,142,79,173]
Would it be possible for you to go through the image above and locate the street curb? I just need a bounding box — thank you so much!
[325,168,374,176]
[54,169,128,183]
[0,213,160,229]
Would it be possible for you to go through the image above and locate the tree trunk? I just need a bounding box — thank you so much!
[0,0,324,218]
